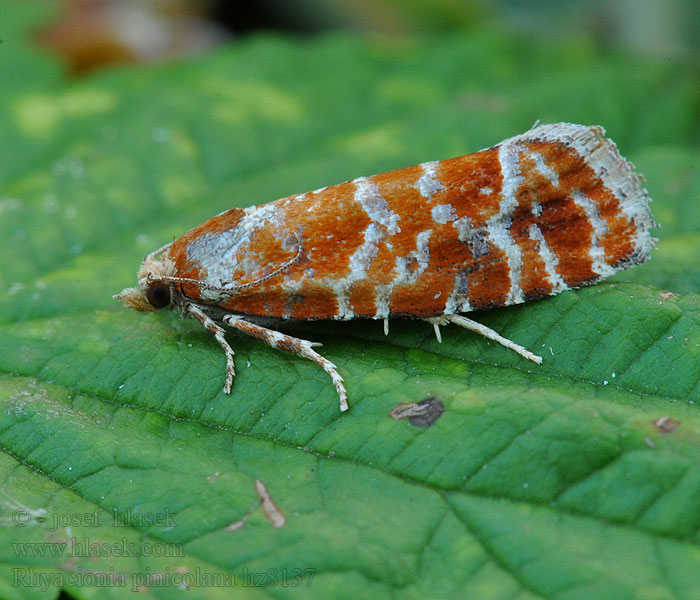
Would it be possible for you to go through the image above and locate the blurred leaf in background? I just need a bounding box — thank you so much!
[36,0,700,75]
[2,0,700,598]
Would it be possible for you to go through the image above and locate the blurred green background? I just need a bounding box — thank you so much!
[39,0,700,75]
[224,0,700,63]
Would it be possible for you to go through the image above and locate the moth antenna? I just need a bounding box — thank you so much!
[144,241,173,263]
[147,273,223,292]
[233,230,304,292]
[147,231,304,295]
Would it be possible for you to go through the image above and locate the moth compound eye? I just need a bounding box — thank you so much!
[146,283,171,309]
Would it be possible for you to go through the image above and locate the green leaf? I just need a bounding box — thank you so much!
[2,3,700,598]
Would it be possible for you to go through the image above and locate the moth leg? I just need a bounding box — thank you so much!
[187,304,236,393]
[425,315,543,364]
[223,315,349,412]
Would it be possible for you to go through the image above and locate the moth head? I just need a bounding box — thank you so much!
[114,253,178,312]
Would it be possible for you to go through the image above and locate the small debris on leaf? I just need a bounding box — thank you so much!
[390,397,445,427]
[652,416,680,434]
[255,479,286,528]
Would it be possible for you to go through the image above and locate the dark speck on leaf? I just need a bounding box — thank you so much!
[652,416,680,434]
[390,397,445,427]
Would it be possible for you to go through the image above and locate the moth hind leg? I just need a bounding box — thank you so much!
[223,315,349,412]
[424,314,543,364]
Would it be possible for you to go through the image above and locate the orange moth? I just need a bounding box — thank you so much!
[115,123,655,411]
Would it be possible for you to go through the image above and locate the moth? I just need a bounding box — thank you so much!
[115,123,655,412]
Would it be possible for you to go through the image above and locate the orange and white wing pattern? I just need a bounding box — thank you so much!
[116,123,656,411]
[169,123,654,320]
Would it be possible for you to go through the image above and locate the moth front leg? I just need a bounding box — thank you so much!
[223,315,349,412]
[186,304,236,393]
